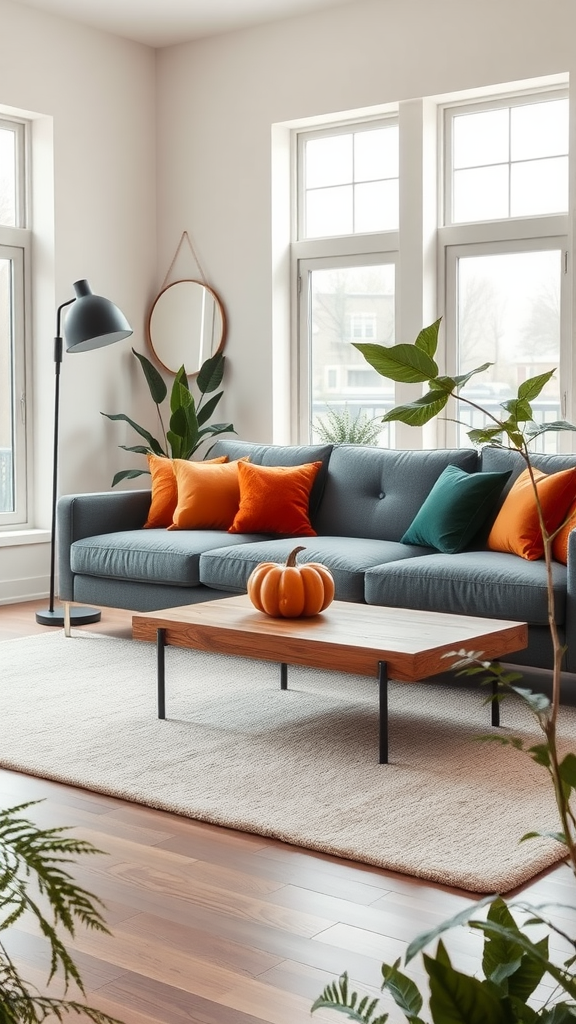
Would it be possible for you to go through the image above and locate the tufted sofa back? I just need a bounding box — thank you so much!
[313,445,479,541]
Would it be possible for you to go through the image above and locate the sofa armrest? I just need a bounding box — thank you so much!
[564,528,576,672]
[57,489,151,600]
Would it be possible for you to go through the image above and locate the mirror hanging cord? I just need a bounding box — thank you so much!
[160,230,208,290]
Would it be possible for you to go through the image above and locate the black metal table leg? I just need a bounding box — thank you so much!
[157,627,166,719]
[280,663,288,690]
[491,677,500,728]
[378,660,388,764]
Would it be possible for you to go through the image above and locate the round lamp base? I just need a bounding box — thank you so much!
[35,606,101,627]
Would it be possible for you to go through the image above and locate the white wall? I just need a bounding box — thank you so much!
[155,0,576,443]
[0,0,156,601]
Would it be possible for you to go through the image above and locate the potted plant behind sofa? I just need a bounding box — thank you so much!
[102,349,235,487]
[312,318,576,1023]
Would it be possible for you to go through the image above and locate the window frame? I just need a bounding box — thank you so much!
[0,115,32,529]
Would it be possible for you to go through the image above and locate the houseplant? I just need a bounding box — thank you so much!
[0,800,120,1022]
[102,348,235,487]
[312,318,576,1022]
[314,405,382,446]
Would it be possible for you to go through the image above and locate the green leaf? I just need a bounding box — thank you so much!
[406,895,495,963]
[197,352,225,394]
[197,390,224,426]
[470,918,576,1001]
[414,318,442,358]
[170,379,194,416]
[466,427,504,445]
[501,398,534,422]
[381,960,424,1022]
[132,348,167,404]
[452,362,493,387]
[526,420,576,436]
[526,742,551,768]
[559,752,576,788]
[118,444,155,455]
[101,412,163,454]
[382,390,449,426]
[353,342,439,383]
[518,370,556,402]
[424,954,509,1023]
[511,688,551,715]
[311,973,389,1023]
[521,829,567,845]
[111,469,149,487]
[482,898,524,989]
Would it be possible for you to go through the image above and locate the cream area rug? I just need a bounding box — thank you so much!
[0,630,573,894]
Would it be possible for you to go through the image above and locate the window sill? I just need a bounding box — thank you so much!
[0,529,50,548]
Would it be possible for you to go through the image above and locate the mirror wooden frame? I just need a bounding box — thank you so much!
[147,279,227,376]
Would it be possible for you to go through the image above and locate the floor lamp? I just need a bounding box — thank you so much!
[35,279,133,626]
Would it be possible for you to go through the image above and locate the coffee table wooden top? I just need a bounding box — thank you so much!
[132,596,528,682]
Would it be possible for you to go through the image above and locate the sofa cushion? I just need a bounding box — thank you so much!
[199,535,430,602]
[401,466,511,554]
[364,550,567,626]
[169,457,248,531]
[487,466,576,560]
[312,445,479,541]
[228,460,322,536]
[210,439,333,519]
[70,529,266,587]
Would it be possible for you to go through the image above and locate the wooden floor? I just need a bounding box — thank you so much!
[0,600,573,1023]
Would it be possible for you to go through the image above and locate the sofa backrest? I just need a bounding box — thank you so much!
[210,439,333,517]
[480,447,576,500]
[313,445,479,541]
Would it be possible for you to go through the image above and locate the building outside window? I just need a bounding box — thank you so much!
[0,116,30,526]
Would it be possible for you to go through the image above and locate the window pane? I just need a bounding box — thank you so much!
[305,134,352,189]
[456,250,561,451]
[309,264,395,446]
[0,128,16,227]
[452,108,509,169]
[306,185,353,237]
[510,156,569,217]
[0,258,14,512]
[453,164,509,222]
[511,98,569,161]
[354,126,398,181]
[354,179,398,232]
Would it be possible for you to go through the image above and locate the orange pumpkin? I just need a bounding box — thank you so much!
[247,546,335,618]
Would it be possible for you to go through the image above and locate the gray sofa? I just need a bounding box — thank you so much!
[57,439,576,678]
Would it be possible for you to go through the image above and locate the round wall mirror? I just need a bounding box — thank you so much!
[147,279,226,375]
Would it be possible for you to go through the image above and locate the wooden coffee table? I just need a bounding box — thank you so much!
[132,595,528,763]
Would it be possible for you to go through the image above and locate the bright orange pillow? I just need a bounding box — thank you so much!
[168,457,247,530]
[144,454,228,529]
[487,466,576,560]
[228,460,322,536]
[552,497,576,564]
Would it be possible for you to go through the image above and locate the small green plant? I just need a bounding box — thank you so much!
[312,318,576,1023]
[0,800,120,1023]
[102,348,235,487]
[314,405,382,446]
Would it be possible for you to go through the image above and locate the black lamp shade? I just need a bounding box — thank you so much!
[65,280,133,352]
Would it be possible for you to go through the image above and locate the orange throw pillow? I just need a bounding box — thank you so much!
[168,457,247,530]
[552,497,576,564]
[144,454,228,529]
[228,460,322,536]
[487,466,576,560]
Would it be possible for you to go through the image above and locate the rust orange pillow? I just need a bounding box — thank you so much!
[168,457,247,531]
[228,460,322,536]
[144,454,228,529]
[487,466,576,560]
[552,497,576,564]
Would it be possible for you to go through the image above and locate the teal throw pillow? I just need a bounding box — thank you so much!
[401,465,512,554]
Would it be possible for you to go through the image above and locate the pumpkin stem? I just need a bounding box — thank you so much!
[286,546,306,567]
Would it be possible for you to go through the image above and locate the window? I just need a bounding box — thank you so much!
[298,120,399,239]
[442,89,569,451]
[0,117,30,526]
[446,95,569,224]
[291,81,570,453]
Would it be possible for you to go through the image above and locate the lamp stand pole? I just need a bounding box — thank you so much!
[35,301,101,627]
